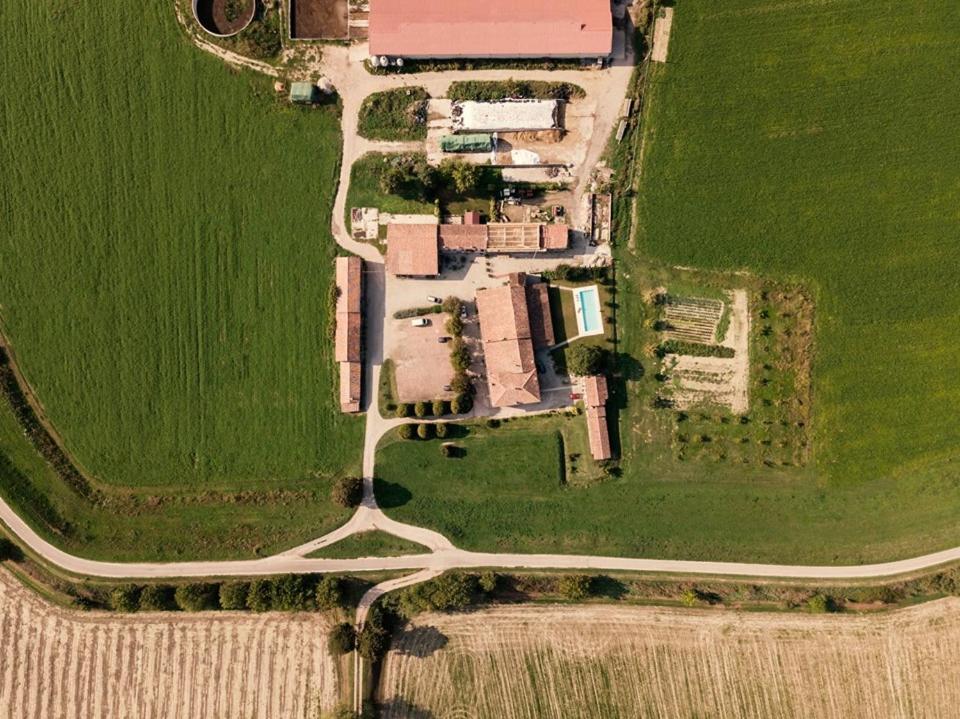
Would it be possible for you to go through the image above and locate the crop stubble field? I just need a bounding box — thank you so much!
[0,570,337,719]
[380,601,960,719]
[0,1,362,557]
[378,0,960,564]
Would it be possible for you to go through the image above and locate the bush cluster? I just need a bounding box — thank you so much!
[447,80,586,102]
[657,340,735,359]
[331,476,364,508]
[107,575,346,614]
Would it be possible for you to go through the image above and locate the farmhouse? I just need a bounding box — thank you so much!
[385,224,440,277]
[583,374,611,460]
[335,256,364,412]
[385,218,570,276]
[368,0,613,60]
[477,273,554,408]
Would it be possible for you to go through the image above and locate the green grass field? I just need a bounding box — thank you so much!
[0,0,362,557]
[306,530,427,559]
[377,2,960,564]
[357,88,429,141]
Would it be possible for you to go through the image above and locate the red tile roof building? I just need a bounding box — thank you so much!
[385,224,440,276]
[476,273,542,407]
[583,374,612,460]
[335,256,364,413]
[369,0,613,59]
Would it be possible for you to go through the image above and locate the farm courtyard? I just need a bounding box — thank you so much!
[0,0,362,559]
[377,1,960,564]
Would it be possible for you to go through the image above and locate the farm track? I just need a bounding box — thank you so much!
[0,570,337,719]
[379,601,960,719]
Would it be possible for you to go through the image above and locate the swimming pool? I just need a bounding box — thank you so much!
[574,285,604,337]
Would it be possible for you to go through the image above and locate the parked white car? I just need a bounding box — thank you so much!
[411,318,429,327]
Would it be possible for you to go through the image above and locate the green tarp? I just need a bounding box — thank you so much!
[289,82,317,104]
[440,133,494,153]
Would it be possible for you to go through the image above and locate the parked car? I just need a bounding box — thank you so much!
[459,305,468,318]
[438,336,450,343]
[443,384,453,392]
[411,318,430,327]
[427,295,441,304]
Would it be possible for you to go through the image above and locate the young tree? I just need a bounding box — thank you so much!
[435,422,449,439]
[219,581,250,610]
[175,583,220,612]
[327,622,357,656]
[331,476,364,508]
[138,584,175,611]
[394,402,410,418]
[109,584,142,613]
[398,423,416,440]
[566,344,606,377]
[417,423,434,440]
[316,575,344,610]
[445,314,463,337]
[0,537,19,562]
[439,158,481,195]
[450,338,471,372]
[450,372,471,396]
[246,579,273,612]
[431,399,447,417]
[414,401,428,418]
[556,574,593,601]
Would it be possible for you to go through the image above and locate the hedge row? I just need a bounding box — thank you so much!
[109,574,346,613]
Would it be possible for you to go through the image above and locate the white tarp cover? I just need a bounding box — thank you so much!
[454,100,559,132]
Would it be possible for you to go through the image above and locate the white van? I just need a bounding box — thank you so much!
[411,318,429,327]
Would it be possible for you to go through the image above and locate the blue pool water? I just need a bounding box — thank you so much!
[575,286,603,335]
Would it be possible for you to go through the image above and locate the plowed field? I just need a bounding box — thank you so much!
[380,601,960,718]
[0,571,337,719]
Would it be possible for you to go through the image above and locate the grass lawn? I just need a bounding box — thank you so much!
[345,153,436,229]
[357,88,429,141]
[0,0,362,557]
[379,2,960,565]
[306,530,427,559]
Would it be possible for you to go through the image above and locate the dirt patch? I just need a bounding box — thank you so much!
[380,600,960,719]
[194,0,255,36]
[290,0,347,39]
[651,6,674,63]
[0,569,337,718]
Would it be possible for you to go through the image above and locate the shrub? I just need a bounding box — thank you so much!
[806,593,838,613]
[486,418,501,429]
[246,579,273,612]
[398,423,416,440]
[432,399,447,417]
[450,372,471,396]
[438,157,481,195]
[441,296,462,314]
[440,444,454,458]
[219,581,250,610]
[414,401,428,418]
[357,607,391,661]
[450,338,471,372]
[138,584,175,611]
[316,575,344,610]
[451,393,472,414]
[268,574,312,611]
[331,476,364,508]
[435,422,449,439]
[328,622,357,655]
[175,583,219,612]
[395,402,410,418]
[446,315,463,336]
[556,574,593,601]
[479,571,498,593]
[680,588,699,607]
[417,423,434,440]
[109,584,141,613]
[397,573,479,616]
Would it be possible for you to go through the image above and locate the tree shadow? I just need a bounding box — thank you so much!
[373,478,413,509]
[592,575,628,600]
[377,698,435,719]
[393,625,449,658]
